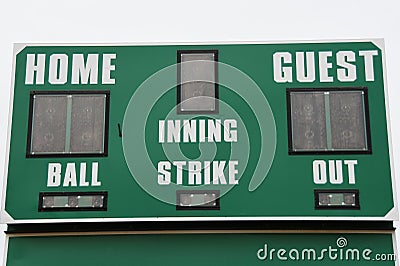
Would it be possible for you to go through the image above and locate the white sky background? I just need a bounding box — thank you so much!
[0,0,399,263]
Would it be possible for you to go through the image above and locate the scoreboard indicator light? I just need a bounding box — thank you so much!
[39,192,107,211]
[176,190,220,210]
[315,190,359,209]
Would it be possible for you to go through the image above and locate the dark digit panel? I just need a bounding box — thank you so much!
[180,53,216,112]
[329,91,368,150]
[70,95,106,153]
[290,92,327,151]
[31,95,67,154]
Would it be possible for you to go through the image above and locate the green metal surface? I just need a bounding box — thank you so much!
[6,232,396,265]
[3,41,395,221]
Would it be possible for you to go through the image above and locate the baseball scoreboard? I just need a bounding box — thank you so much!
[1,40,398,265]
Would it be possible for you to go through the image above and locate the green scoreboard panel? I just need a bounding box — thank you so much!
[1,40,397,222]
[4,232,397,265]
